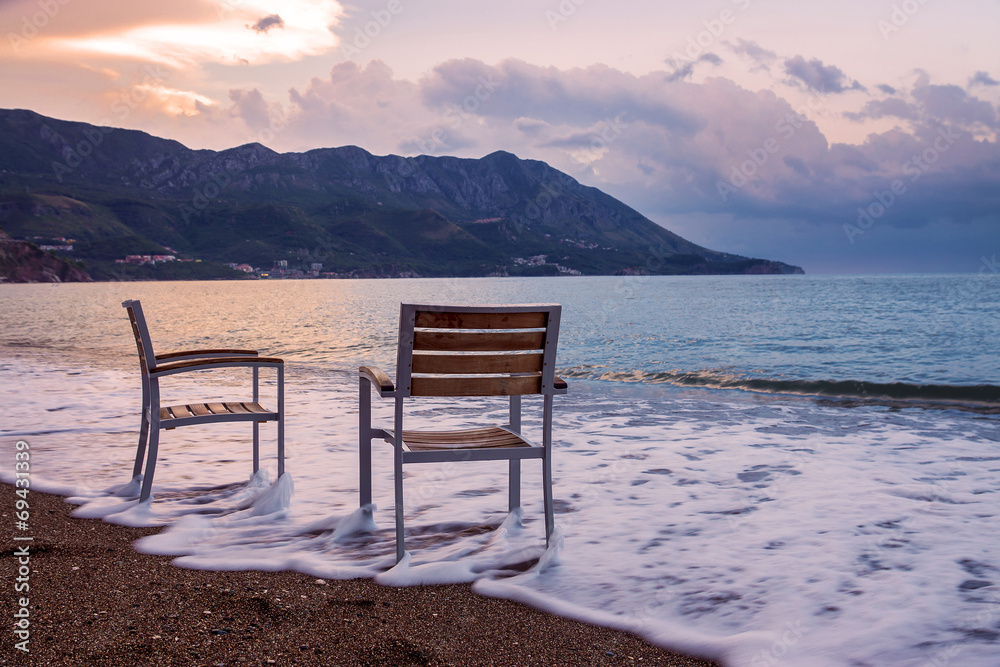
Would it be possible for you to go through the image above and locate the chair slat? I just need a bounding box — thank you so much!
[402,430,520,444]
[406,438,527,450]
[160,402,274,420]
[395,427,504,439]
[189,403,212,417]
[393,426,531,451]
[415,310,547,329]
[413,330,545,352]
[411,374,542,396]
[412,352,543,374]
[408,435,523,447]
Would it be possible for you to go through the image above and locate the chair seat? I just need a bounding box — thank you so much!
[159,401,276,423]
[391,426,533,451]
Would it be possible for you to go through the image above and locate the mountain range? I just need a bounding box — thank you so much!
[0,108,802,280]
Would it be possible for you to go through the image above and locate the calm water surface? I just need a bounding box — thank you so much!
[2,273,997,393]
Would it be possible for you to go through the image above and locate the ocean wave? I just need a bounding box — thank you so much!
[561,367,1000,411]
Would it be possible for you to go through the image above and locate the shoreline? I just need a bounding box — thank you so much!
[2,484,719,666]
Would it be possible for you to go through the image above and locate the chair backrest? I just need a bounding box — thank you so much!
[395,303,561,398]
[122,299,156,375]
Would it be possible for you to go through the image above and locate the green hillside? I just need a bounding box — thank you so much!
[0,108,804,279]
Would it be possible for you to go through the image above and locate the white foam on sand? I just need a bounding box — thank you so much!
[3,358,1000,666]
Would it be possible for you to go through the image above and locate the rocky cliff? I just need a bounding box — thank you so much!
[0,230,91,283]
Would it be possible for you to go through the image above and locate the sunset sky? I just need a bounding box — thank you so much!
[2,0,999,273]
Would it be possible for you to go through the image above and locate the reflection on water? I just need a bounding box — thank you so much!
[2,274,999,389]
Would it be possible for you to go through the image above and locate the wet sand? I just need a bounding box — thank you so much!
[2,485,719,666]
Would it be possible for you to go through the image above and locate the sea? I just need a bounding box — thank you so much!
[1,274,998,666]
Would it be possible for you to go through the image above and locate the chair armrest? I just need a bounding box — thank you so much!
[151,356,283,377]
[360,366,395,397]
[554,376,568,394]
[156,349,259,361]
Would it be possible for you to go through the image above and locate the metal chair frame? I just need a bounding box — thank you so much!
[359,303,567,562]
[122,299,284,502]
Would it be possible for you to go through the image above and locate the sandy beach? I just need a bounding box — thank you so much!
[2,484,718,666]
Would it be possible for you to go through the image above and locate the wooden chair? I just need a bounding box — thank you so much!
[122,299,284,502]
[359,303,567,562]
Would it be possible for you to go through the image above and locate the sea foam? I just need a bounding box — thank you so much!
[3,353,999,665]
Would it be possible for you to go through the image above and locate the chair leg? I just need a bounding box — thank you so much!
[507,395,522,512]
[252,422,260,474]
[542,454,554,546]
[508,460,521,512]
[131,410,150,480]
[542,394,555,546]
[276,365,284,478]
[393,399,406,563]
[359,435,373,508]
[394,448,405,563]
[139,426,160,503]
[252,366,260,473]
[131,380,151,479]
[276,417,284,479]
[359,378,373,506]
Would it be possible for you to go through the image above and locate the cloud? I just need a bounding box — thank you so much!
[784,56,865,94]
[13,0,342,68]
[250,15,285,34]
[912,84,999,128]
[845,97,919,122]
[968,71,999,87]
[284,60,436,153]
[727,39,777,71]
[417,59,704,136]
[665,53,723,82]
[228,88,276,129]
[513,117,549,136]
[1,0,220,40]
[877,84,898,95]
[256,59,1000,242]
